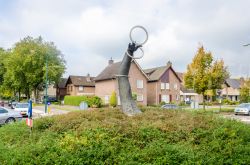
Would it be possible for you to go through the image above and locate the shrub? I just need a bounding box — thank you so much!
[64,96,102,108]
[160,101,166,106]
[109,91,117,107]
[88,96,102,108]
[223,99,239,105]
[1,109,250,164]
[132,92,137,101]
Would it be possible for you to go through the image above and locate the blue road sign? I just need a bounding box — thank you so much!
[28,99,32,118]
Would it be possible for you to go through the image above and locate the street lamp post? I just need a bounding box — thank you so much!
[45,54,48,114]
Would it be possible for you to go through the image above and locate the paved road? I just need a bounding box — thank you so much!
[32,106,70,118]
[222,113,250,124]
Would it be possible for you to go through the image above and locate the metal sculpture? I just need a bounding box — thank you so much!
[117,25,148,116]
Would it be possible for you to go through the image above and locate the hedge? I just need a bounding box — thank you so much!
[64,96,102,107]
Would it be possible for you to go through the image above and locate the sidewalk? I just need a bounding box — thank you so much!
[33,105,72,118]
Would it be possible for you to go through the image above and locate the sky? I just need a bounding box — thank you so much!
[0,0,250,78]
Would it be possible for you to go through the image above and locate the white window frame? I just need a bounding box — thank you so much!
[176,95,179,101]
[117,95,121,105]
[174,83,178,90]
[137,80,143,89]
[79,86,84,91]
[137,94,143,102]
[104,95,110,104]
[165,83,170,90]
[161,83,165,90]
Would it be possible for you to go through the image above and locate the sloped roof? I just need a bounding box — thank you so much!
[57,78,67,88]
[176,72,184,82]
[67,75,95,87]
[144,65,182,82]
[225,78,241,89]
[95,62,121,81]
[180,84,196,93]
[95,60,149,81]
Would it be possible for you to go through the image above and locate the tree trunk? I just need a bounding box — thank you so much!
[18,88,21,102]
[26,87,30,99]
[117,53,141,116]
[202,93,206,110]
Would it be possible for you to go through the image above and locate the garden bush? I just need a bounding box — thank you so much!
[0,108,250,164]
[109,91,117,107]
[64,95,102,107]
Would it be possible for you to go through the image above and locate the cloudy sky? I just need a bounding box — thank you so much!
[0,0,250,78]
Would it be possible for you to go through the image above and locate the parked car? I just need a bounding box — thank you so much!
[11,101,18,109]
[161,104,180,110]
[14,103,29,117]
[42,97,58,104]
[234,103,250,115]
[0,106,22,125]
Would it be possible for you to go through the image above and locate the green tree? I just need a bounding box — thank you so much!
[184,45,229,109]
[240,78,250,103]
[109,91,117,107]
[3,36,66,100]
[0,48,10,86]
[0,48,12,99]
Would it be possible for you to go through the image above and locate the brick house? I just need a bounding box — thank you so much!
[143,61,182,105]
[66,74,95,96]
[222,78,244,101]
[95,59,148,105]
[56,78,67,100]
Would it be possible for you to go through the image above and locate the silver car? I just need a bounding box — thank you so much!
[161,104,180,110]
[14,103,29,116]
[0,107,23,125]
[234,103,250,115]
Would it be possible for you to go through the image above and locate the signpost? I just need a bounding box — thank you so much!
[217,90,222,111]
[26,99,33,130]
[47,102,51,114]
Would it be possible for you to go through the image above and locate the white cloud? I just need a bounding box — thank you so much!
[0,0,250,78]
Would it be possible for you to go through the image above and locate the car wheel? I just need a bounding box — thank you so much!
[5,117,15,124]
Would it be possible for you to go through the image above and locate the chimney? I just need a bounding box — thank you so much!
[86,73,91,82]
[167,61,172,66]
[240,77,244,86]
[108,57,114,65]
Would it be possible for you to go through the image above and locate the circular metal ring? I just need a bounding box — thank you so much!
[126,47,144,59]
[129,25,148,45]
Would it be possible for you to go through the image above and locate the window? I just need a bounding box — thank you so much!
[165,83,170,89]
[174,83,178,90]
[161,83,165,89]
[137,80,143,89]
[79,86,83,91]
[0,108,8,113]
[117,95,121,105]
[162,95,170,103]
[70,86,73,91]
[176,95,179,101]
[137,94,143,102]
[104,95,110,104]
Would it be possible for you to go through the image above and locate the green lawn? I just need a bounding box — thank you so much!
[0,108,249,164]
